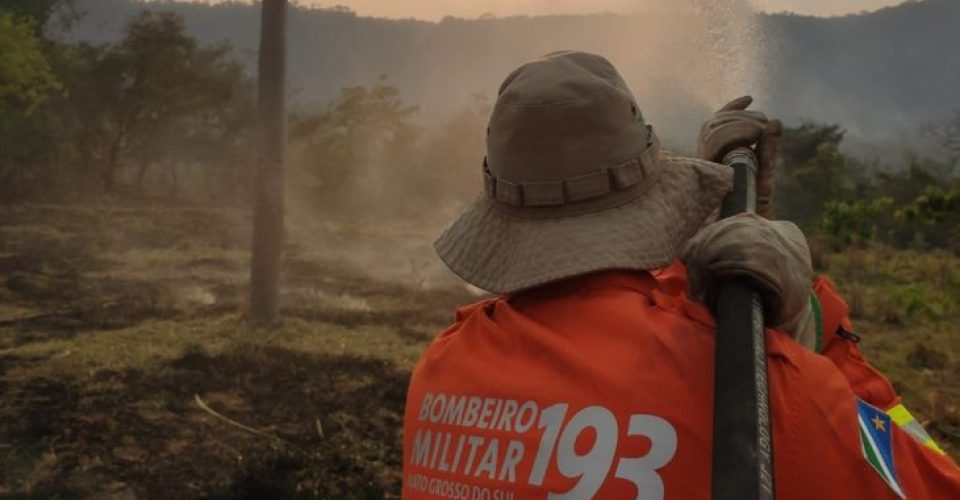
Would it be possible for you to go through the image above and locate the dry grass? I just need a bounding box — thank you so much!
[812,241,960,457]
[0,204,472,498]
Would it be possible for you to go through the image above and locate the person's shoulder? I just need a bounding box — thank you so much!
[766,329,860,431]
[765,331,908,497]
[453,297,497,323]
[427,297,498,345]
[767,328,848,390]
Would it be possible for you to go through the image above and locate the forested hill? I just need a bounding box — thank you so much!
[765,1,960,139]
[63,0,960,147]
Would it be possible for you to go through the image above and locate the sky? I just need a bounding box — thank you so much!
[293,0,907,20]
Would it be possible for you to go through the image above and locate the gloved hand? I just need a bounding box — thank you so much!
[681,213,817,349]
[696,96,782,218]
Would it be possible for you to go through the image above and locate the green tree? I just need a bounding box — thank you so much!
[819,197,893,245]
[289,80,420,211]
[52,11,253,194]
[871,157,958,247]
[896,186,960,250]
[2,9,253,199]
[775,122,853,228]
[106,12,252,193]
[0,14,62,114]
[898,187,960,223]
[780,122,845,167]
[119,12,253,194]
[0,13,64,195]
[414,92,490,212]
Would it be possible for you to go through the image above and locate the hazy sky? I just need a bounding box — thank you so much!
[296,0,906,20]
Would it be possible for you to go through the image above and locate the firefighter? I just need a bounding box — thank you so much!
[403,50,960,499]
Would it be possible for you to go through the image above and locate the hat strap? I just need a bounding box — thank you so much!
[483,135,661,208]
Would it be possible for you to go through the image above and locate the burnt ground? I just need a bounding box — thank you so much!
[0,204,474,498]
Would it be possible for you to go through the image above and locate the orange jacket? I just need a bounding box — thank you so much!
[656,263,944,454]
[403,268,959,499]
[652,263,900,407]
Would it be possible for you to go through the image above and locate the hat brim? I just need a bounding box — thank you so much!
[434,155,734,294]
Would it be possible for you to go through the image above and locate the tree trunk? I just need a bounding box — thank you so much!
[250,0,287,326]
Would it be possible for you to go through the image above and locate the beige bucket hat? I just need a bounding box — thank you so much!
[435,51,734,294]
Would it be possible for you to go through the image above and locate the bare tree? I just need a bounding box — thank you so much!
[250,0,286,326]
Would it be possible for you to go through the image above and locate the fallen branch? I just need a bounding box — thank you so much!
[194,393,293,447]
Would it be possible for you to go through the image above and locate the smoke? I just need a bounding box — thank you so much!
[283,0,772,289]
[317,0,772,151]
[593,0,769,148]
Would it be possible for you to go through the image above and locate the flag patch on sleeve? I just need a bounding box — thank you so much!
[857,398,905,498]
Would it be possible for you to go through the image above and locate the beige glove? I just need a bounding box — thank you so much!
[696,96,782,218]
[681,213,816,349]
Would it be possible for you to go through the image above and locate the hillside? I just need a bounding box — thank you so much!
[60,0,960,150]
[766,1,960,145]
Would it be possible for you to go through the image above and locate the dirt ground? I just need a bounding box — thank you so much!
[0,204,956,498]
[0,204,475,498]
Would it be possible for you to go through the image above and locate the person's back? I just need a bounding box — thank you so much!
[404,270,958,498]
[402,51,960,498]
